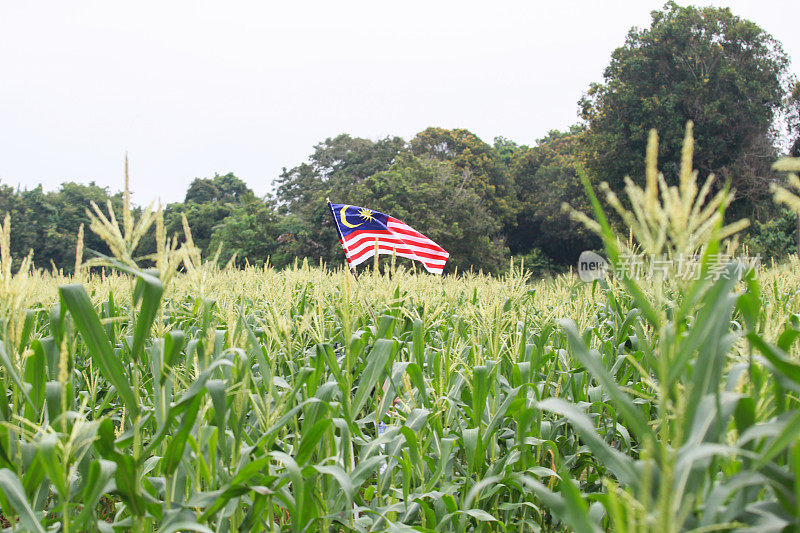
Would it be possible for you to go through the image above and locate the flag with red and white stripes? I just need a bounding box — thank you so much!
[328,203,449,274]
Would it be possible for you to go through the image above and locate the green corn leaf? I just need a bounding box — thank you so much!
[314,464,354,506]
[197,457,275,520]
[560,319,651,443]
[295,418,332,465]
[162,330,186,380]
[45,381,62,425]
[538,397,638,487]
[470,365,491,428]
[130,271,163,363]
[701,471,771,527]
[0,468,45,533]
[463,427,482,473]
[483,385,522,448]
[0,341,35,411]
[158,509,214,533]
[24,340,46,416]
[405,362,430,408]
[38,337,59,381]
[142,357,233,459]
[755,410,800,469]
[459,508,498,523]
[75,459,117,527]
[353,338,397,415]
[17,309,36,356]
[163,393,203,476]
[748,334,800,390]
[669,268,739,386]
[36,433,67,498]
[412,318,425,368]
[87,255,164,366]
[206,379,227,429]
[59,284,139,417]
[559,468,603,533]
[94,419,147,516]
[462,474,502,512]
[317,343,344,384]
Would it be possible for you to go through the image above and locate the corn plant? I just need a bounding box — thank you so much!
[0,145,798,531]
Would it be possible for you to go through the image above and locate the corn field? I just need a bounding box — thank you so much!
[1,140,800,532]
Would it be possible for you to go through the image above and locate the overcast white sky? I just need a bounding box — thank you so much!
[1,1,798,204]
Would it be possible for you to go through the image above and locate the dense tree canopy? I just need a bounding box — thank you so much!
[580,1,792,204]
[208,197,287,267]
[275,130,511,272]
[409,128,518,226]
[0,182,123,271]
[185,173,255,205]
[789,81,800,157]
[164,173,257,254]
[351,154,507,272]
[506,127,599,263]
[275,134,406,265]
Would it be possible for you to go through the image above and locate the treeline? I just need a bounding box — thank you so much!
[3,1,800,274]
[0,131,599,274]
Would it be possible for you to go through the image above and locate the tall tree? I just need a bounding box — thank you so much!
[164,172,256,255]
[49,182,125,267]
[409,128,519,225]
[579,1,792,207]
[275,131,511,271]
[208,196,287,267]
[185,172,254,205]
[507,127,599,264]
[352,154,508,273]
[277,134,405,211]
[275,134,405,264]
[788,81,800,157]
[0,181,122,271]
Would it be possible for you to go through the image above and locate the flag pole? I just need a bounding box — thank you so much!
[327,199,378,323]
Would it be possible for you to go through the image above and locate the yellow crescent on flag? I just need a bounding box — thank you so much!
[339,205,363,229]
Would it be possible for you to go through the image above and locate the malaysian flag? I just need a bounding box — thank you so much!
[328,202,449,274]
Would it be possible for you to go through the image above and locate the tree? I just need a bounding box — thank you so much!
[744,207,798,261]
[185,172,254,205]
[209,197,287,267]
[165,173,256,255]
[579,1,792,207]
[275,134,405,264]
[48,182,124,267]
[0,181,122,271]
[788,81,800,157]
[507,127,599,264]
[276,131,516,270]
[409,128,518,225]
[493,136,526,168]
[277,134,405,213]
[351,154,507,273]
[12,186,58,267]
[163,202,232,255]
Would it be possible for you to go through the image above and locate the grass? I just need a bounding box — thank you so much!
[0,136,799,531]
